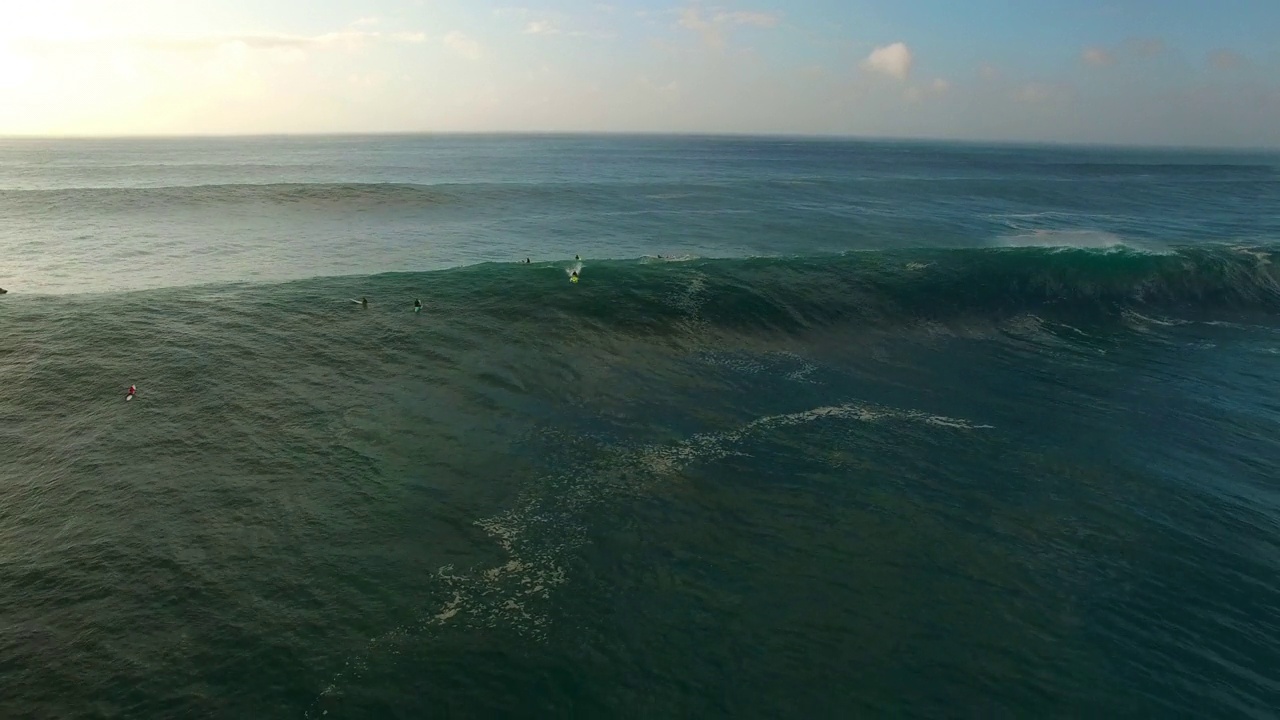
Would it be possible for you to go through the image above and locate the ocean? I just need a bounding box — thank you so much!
[1,135,1278,719]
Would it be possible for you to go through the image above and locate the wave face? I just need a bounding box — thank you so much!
[325,245,1280,339]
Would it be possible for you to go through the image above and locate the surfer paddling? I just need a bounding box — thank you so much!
[414,299,422,313]
[126,385,136,400]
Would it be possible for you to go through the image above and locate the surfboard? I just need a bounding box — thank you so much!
[126,395,133,401]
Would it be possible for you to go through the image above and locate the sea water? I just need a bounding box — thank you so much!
[1,135,1278,718]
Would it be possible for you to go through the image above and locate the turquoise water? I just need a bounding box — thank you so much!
[1,136,1278,718]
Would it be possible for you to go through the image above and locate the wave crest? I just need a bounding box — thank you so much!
[408,245,1280,338]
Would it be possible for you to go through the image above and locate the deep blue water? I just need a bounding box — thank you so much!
[0,136,1278,719]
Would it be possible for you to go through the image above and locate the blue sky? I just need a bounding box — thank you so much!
[0,0,1277,146]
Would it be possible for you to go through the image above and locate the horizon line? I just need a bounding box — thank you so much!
[0,129,1275,154]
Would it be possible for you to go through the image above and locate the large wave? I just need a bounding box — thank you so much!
[340,245,1280,338]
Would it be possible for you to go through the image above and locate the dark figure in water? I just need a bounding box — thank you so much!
[361,297,368,307]
[575,254,580,261]
[523,258,531,264]
[414,299,422,313]
[0,287,6,294]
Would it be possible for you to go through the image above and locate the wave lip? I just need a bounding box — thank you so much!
[995,228,1136,250]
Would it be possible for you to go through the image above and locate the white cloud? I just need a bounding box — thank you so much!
[443,31,482,60]
[677,9,723,49]
[677,7,781,49]
[678,8,710,29]
[352,17,380,28]
[863,42,913,81]
[524,20,559,35]
[1082,46,1114,66]
[392,32,427,43]
[905,77,949,103]
[568,29,616,39]
[718,11,780,28]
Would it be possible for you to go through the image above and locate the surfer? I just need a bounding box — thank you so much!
[523,258,531,264]
[360,297,368,308]
[413,299,422,313]
[126,385,136,399]
[570,271,579,284]
[0,287,6,294]
[575,254,580,261]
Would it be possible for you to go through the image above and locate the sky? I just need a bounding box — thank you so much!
[0,0,1278,147]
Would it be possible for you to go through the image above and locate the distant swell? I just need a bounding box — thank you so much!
[0,180,726,214]
[0,182,456,212]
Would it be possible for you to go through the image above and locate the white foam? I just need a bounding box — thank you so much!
[631,402,992,479]
[699,350,820,383]
[699,352,764,375]
[306,399,993,716]
[640,253,699,263]
[666,271,710,333]
[1121,310,1192,335]
[768,351,819,383]
[785,364,818,383]
[995,229,1139,251]
[1228,245,1272,264]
